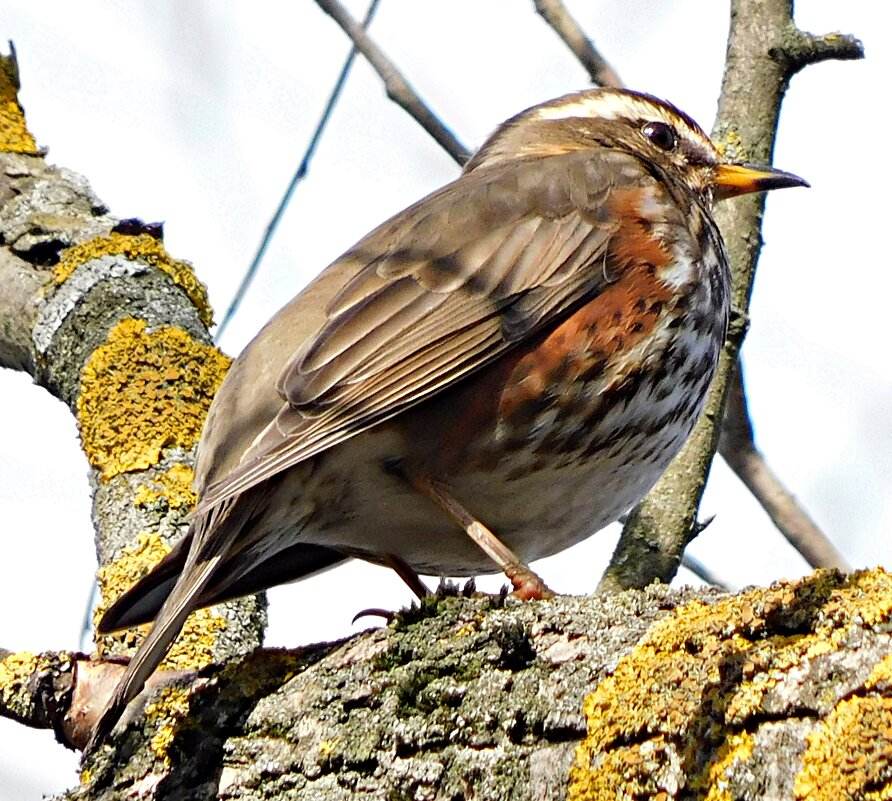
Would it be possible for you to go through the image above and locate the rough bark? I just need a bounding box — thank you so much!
[3,570,888,799]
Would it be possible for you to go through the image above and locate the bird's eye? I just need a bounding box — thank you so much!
[642,121,678,152]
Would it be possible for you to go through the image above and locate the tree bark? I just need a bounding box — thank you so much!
[4,570,885,799]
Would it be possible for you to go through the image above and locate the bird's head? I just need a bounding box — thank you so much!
[464,88,807,202]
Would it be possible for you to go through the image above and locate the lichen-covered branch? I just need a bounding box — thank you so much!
[532,0,623,88]
[52,569,892,800]
[313,0,470,165]
[599,0,864,593]
[5,571,891,798]
[0,49,264,686]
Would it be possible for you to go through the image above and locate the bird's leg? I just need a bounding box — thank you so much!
[383,553,430,600]
[408,473,554,600]
[352,554,430,625]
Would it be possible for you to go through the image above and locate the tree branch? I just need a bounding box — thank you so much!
[0,48,265,681]
[720,360,850,570]
[599,0,864,593]
[313,0,470,165]
[779,27,865,74]
[532,0,623,88]
[43,570,892,799]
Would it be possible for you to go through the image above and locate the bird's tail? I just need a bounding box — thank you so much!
[85,504,239,753]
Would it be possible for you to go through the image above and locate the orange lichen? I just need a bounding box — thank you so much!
[53,233,213,326]
[795,697,892,801]
[77,318,230,481]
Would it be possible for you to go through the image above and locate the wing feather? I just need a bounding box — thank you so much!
[195,150,647,513]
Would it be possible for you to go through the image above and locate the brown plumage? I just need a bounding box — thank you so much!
[89,88,806,750]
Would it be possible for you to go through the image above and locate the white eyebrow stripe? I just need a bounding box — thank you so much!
[533,93,655,122]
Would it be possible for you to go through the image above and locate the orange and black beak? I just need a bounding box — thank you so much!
[713,163,809,201]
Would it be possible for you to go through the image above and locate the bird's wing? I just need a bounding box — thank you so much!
[196,150,643,513]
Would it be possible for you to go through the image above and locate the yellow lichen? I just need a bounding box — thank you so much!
[795,697,892,801]
[144,685,194,764]
[699,731,755,801]
[94,532,170,631]
[714,128,745,162]
[0,651,75,720]
[569,569,892,801]
[867,654,892,692]
[134,463,197,510]
[318,739,341,758]
[53,233,213,326]
[0,56,38,155]
[77,318,230,481]
[95,531,227,672]
[0,651,39,714]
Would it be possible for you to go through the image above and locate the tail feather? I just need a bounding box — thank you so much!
[86,498,244,753]
[86,551,225,752]
[98,540,348,632]
[86,487,335,753]
[96,532,193,633]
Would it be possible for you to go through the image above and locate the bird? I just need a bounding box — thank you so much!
[88,88,806,749]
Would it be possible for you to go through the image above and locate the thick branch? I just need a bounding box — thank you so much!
[314,0,470,165]
[600,0,863,592]
[57,570,892,800]
[0,49,264,681]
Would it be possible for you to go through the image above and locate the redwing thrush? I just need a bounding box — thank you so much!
[90,88,806,747]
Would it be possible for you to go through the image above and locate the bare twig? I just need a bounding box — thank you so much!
[720,359,849,570]
[779,29,865,74]
[681,554,733,591]
[599,2,864,593]
[314,0,470,165]
[532,0,623,88]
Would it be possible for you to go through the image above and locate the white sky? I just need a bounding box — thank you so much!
[1,1,889,797]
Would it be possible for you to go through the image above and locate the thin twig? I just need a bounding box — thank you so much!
[532,0,623,88]
[681,554,733,591]
[215,0,382,341]
[719,359,849,570]
[314,0,470,166]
